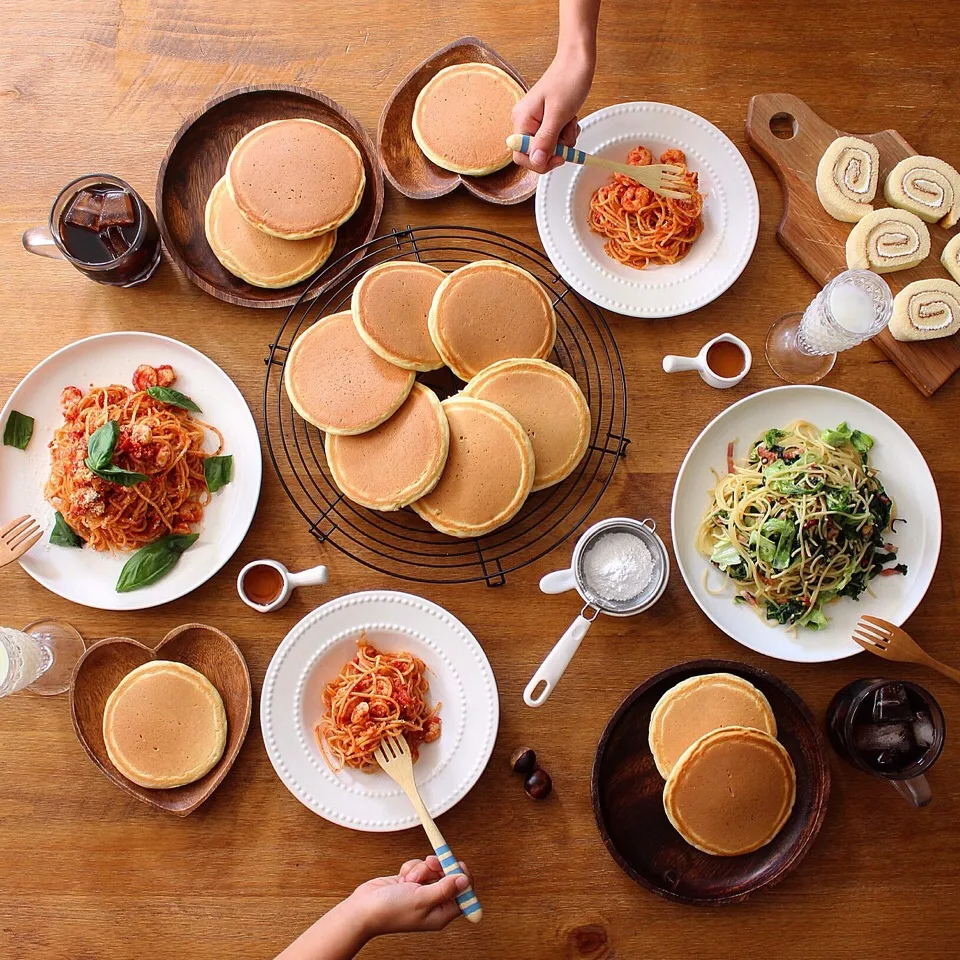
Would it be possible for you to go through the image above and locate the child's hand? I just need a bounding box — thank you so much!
[512,48,595,174]
[348,855,472,936]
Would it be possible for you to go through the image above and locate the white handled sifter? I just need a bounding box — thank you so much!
[523,517,669,708]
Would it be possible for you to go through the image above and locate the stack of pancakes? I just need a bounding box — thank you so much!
[204,118,366,288]
[284,257,591,537]
[648,673,796,857]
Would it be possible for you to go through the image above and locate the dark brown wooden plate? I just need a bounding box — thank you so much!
[592,659,830,905]
[378,37,538,205]
[157,84,384,309]
[70,623,252,817]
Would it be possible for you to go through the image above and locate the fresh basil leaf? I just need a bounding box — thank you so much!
[116,533,199,593]
[50,511,84,547]
[86,420,119,470]
[2,410,34,450]
[821,422,852,447]
[87,463,150,487]
[851,429,874,454]
[203,455,233,493]
[147,386,201,413]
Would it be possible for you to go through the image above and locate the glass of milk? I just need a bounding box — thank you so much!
[765,269,893,383]
[0,620,85,698]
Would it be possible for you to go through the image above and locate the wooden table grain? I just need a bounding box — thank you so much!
[2,2,959,957]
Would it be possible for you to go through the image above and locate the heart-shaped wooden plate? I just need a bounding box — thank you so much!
[70,623,252,817]
[378,37,538,205]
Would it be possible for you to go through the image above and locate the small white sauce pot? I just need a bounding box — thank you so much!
[236,559,328,613]
[662,333,752,389]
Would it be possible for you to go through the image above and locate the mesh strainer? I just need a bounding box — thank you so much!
[523,517,669,707]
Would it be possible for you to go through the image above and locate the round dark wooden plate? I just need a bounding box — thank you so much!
[592,659,830,905]
[157,84,384,310]
[378,36,538,205]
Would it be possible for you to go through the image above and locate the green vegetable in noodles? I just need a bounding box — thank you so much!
[203,455,233,493]
[49,511,84,548]
[86,420,119,471]
[710,538,741,571]
[146,386,201,413]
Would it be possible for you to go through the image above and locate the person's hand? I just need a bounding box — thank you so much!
[512,48,595,174]
[348,855,472,937]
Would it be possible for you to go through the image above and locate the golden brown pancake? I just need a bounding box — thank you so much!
[103,660,227,790]
[428,260,557,381]
[204,177,336,288]
[412,63,524,176]
[648,673,777,778]
[411,396,534,537]
[226,119,365,239]
[663,726,796,857]
[325,383,450,510]
[462,358,589,491]
[284,311,415,435]
[351,261,445,371]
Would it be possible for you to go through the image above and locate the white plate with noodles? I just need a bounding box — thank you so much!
[535,101,759,318]
[671,386,941,663]
[260,591,499,832]
[0,331,261,610]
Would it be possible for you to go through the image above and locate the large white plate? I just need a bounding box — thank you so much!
[261,591,499,832]
[0,332,262,610]
[671,386,941,663]
[536,102,759,318]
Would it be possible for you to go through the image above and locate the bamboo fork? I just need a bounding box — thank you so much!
[374,734,482,923]
[506,133,691,199]
[0,515,42,569]
[853,615,960,684]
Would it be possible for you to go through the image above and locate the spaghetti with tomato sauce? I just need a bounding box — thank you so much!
[587,145,704,269]
[44,364,223,552]
[317,635,441,773]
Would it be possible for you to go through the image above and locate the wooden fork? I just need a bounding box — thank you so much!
[0,515,42,569]
[374,734,482,923]
[853,615,960,684]
[505,133,692,199]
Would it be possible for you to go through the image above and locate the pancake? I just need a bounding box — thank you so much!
[412,63,524,176]
[226,119,365,239]
[410,396,534,537]
[103,660,227,790]
[325,383,450,510]
[204,177,336,288]
[663,726,796,857]
[284,311,415,435]
[428,260,557,381]
[352,261,446,371]
[648,672,777,778]
[462,358,589,491]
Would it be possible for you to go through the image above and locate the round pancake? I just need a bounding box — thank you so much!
[411,396,534,537]
[204,177,336,288]
[325,383,450,510]
[226,118,365,239]
[103,660,227,790]
[429,260,557,381]
[462,358,589,491]
[284,311,415,435]
[412,63,524,176]
[352,261,445,371]
[663,726,796,857]
[648,673,777,779]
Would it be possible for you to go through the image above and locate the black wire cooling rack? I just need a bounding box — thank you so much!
[263,225,629,586]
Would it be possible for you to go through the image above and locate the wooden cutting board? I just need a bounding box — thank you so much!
[746,92,960,397]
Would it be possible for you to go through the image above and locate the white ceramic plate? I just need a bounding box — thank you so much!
[671,386,941,663]
[535,101,759,318]
[0,332,262,610]
[260,591,499,832]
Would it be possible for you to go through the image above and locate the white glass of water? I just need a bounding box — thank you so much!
[0,620,85,698]
[765,269,894,383]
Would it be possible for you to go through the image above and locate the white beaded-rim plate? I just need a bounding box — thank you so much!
[260,591,499,831]
[0,332,262,610]
[671,386,941,663]
[535,102,759,318]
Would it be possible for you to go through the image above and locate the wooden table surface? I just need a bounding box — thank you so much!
[2,1,959,957]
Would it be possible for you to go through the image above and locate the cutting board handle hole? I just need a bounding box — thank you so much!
[770,112,798,140]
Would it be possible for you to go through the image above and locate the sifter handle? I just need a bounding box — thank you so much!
[523,613,595,707]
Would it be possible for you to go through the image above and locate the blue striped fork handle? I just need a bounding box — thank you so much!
[434,840,482,922]
[505,133,689,199]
